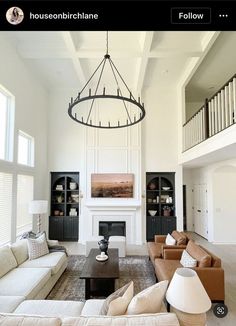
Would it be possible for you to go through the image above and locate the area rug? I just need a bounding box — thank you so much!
[47,255,156,301]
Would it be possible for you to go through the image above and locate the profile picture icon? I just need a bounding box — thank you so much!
[6,7,24,25]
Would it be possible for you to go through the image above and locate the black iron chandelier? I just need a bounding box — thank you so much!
[68,32,146,129]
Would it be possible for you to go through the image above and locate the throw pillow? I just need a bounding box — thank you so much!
[165,233,176,245]
[180,249,197,268]
[100,281,133,316]
[27,232,49,260]
[126,280,169,315]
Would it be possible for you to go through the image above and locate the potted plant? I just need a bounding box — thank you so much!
[163,206,172,217]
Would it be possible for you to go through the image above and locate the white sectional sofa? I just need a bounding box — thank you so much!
[0,239,68,311]
[0,240,206,326]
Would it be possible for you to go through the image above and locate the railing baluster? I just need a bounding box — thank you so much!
[229,81,233,125]
[214,96,218,134]
[233,77,236,124]
[221,89,225,130]
[217,93,221,132]
[212,99,215,136]
[225,85,229,127]
[209,101,212,137]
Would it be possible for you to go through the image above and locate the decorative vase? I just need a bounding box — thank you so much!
[98,239,109,255]
[163,210,170,217]
[69,182,77,190]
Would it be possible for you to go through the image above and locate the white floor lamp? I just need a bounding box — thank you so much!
[29,200,48,233]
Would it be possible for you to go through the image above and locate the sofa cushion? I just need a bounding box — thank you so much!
[199,245,221,267]
[0,246,18,278]
[126,280,169,315]
[0,267,51,299]
[63,313,180,325]
[14,300,84,317]
[0,314,61,326]
[154,259,181,282]
[186,241,211,268]
[27,233,49,260]
[0,296,25,313]
[147,242,163,263]
[100,281,133,316]
[180,250,197,268]
[18,252,67,275]
[81,299,105,316]
[171,231,186,245]
[10,240,29,265]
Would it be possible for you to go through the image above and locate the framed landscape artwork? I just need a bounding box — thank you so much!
[91,173,134,198]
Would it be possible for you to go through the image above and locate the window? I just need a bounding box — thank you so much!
[16,174,34,235]
[18,131,34,166]
[0,87,14,161]
[0,172,13,245]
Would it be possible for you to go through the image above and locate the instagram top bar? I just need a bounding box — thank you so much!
[0,1,236,30]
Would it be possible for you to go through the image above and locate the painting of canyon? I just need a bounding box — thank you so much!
[91,173,134,198]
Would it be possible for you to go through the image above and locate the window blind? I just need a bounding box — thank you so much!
[0,172,13,245]
[16,174,34,235]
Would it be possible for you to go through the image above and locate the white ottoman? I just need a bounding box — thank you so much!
[108,236,126,257]
[85,236,104,257]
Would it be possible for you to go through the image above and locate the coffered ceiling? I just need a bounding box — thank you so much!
[4,31,212,93]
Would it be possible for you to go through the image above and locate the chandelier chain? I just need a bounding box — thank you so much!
[106,31,109,55]
[108,58,132,124]
[86,57,107,123]
[79,57,105,97]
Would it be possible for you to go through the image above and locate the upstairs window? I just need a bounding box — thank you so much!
[0,87,14,161]
[18,131,34,167]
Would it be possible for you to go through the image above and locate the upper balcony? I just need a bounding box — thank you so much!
[182,74,236,166]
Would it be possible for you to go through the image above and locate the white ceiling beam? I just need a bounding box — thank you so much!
[135,32,154,94]
[149,50,202,58]
[61,31,86,85]
[15,49,202,60]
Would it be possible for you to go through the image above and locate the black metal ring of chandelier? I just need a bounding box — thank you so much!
[68,94,145,129]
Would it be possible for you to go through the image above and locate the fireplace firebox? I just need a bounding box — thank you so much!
[99,221,126,239]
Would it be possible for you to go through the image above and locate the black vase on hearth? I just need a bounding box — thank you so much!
[98,239,109,255]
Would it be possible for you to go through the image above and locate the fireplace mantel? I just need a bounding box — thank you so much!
[85,200,141,210]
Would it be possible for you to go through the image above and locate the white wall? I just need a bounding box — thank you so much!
[0,34,49,234]
[185,101,203,121]
[185,159,236,243]
[212,165,236,243]
[142,85,183,231]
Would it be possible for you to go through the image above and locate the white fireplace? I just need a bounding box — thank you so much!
[81,201,142,245]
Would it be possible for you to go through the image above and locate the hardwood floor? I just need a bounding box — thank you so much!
[189,232,236,326]
[62,233,236,325]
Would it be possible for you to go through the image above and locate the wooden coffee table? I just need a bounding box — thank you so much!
[80,248,119,299]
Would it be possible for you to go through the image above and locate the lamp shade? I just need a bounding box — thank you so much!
[166,268,211,314]
[29,200,48,214]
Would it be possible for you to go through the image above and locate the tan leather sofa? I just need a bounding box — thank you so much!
[147,231,190,265]
[154,240,225,302]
